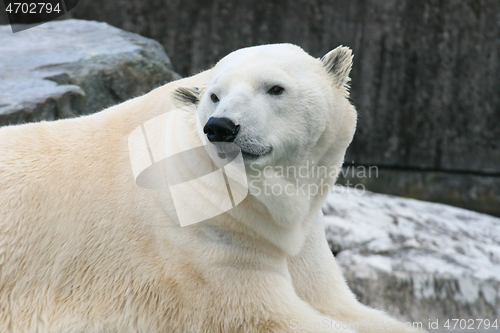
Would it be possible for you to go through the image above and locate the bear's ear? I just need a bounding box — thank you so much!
[321,46,353,91]
[170,86,203,108]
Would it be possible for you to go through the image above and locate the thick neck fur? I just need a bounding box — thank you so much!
[167,108,348,256]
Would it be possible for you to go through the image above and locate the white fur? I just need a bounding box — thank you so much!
[0,44,425,332]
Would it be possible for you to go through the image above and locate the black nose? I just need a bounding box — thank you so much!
[203,117,240,143]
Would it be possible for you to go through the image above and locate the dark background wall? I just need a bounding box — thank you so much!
[2,0,500,215]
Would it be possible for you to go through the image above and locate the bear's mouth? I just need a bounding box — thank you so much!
[211,145,271,161]
[240,147,273,160]
[234,135,273,160]
[207,137,273,161]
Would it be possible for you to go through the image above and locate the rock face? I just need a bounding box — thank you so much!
[0,19,180,126]
[337,167,500,217]
[323,186,500,324]
[58,0,500,216]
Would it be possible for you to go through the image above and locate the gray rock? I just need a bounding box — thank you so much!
[0,19,180,126]
[337,167,500,217]
[323,186,500,324]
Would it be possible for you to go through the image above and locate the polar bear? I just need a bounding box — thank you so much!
[0,44,425,333]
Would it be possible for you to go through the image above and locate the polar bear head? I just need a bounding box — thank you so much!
[174,44,355,171]
[172,44,357,252]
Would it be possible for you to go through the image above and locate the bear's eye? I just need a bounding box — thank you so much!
[210,93,219,103]
[268,85,285,95]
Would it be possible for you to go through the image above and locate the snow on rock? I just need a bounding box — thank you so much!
[323,186,500,323]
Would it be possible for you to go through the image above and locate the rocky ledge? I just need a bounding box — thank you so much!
[0,19,180,126]
[323,186,500,325]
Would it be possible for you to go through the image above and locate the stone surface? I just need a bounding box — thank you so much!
[323,186,500,324]
[60,0,500,174]
[0,19,180,126]
[337,167,500,217]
